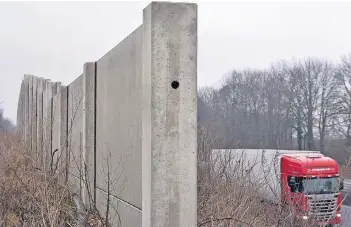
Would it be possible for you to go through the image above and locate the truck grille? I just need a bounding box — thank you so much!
[307,195,338,222]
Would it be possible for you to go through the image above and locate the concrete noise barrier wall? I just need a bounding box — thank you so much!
[15,2,197,226]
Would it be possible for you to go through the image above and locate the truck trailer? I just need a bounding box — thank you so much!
[211,149,344,226]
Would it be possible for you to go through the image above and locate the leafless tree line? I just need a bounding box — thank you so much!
[198,55,351,164]
[0,107,15,133]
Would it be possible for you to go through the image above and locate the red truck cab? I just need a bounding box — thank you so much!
[281,153,342,226]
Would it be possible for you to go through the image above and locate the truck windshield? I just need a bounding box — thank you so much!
[301,177,340,195]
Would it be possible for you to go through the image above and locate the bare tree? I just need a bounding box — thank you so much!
[317,62,340,154]
[198,55,351,162]
[286,62,306,150]
[0,107,15,133]
[337,54,351,146]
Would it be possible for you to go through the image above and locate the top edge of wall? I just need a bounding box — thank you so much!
[96,25,143,63]
[22,75,63,86]
[149,1,197,5]
[67,73,84,88]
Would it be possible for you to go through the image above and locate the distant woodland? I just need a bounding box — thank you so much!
[198,55,351,164]
[0,108,14,133]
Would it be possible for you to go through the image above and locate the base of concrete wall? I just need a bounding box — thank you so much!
[96,189,142,227]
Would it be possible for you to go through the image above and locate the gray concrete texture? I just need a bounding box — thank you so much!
[31,76,38,158]
[36,78,45,163]
[52,84,68,181]
[142,3,198,226]
[96,189,142,227]
[67,74,84,196]
[82,62,96,206]
[24,75,29,146]
[96,25,143,211]
[52,89,61,170]
[28,75,32,152]
[15,2,197,226]
[43,81,53,168]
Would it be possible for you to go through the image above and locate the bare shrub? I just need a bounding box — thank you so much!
[0,133,77,226]
[197,126,281,227]
[196,126,334,227]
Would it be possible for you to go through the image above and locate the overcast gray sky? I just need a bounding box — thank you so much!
[1,1,351,123]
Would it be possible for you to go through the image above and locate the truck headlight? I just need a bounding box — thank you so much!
[302,215,308,220]
[337,213,341,218]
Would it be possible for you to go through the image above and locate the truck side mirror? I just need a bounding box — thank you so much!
[340,178,344,191]
[288,177,297,192]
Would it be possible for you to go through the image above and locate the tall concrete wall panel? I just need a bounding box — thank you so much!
[66,65,95,207]
[36,78,45,162]
[51,84,61,168]
[60,86,68,182]
[67,75,84,195]
[52,91,61,172]
[24,75,32,151]
[15,2,198,226]
[32,77,38,157]
[96,26,143,211]
[51,84,68,178]
[82,62,96,206]
[28,75,33,153]
[24,75,29,146]
[142,2,198,226]
[43,81,53,168]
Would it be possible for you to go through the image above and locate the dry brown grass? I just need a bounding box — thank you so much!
[0,132,114,227]
[196,126,342,227]
[196,127,287,227]
[197,156,291,227]
[0,133,77,226]
[197,174,279,226]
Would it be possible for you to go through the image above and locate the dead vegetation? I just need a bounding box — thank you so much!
[0,133,77,226]
[197,127,291,227]
[1,120,349,226]
[0,133,111,227]
[197,126,350,227]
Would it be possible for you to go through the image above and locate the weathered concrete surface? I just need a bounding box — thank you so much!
[66,64,96,207]
[24,75,29,146]
[96,26,143,211]
[28,75,32,149]
[27,75,33,152]
[16,2,198,226]
[51,84,68,180]
[82,62,96,206]
[60,86,68,183]
[67,75,84,196]
[36,78,45,163]
[142,2,198,227]
[43,81,53,169]
[31,77,38,157]
[52,90,61,172]
[96,189,142,227]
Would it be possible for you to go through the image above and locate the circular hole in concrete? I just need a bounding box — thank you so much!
[171,81,179,89]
